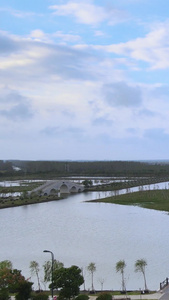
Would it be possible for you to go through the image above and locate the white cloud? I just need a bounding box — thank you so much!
[94,30,105,37]
[96,21,169,70]
[29,30,81,44]
[1,29,169,159]
[0,7,40,18]
[50,2,106,25]
[29,30,46,40]
[49,1,128,26]
[53,31,81,43]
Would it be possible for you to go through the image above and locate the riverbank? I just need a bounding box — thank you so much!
[1,178,169,212]
[91,189,169,213]
[0,195,62,209]
[2,188,169,212]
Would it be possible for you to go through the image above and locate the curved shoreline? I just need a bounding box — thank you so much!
[0,195,63,209]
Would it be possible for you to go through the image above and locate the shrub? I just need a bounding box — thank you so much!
[15,281,33,300]
[75,294,89,300]
[32,292,49,300]
[0,288,9,300]
[96,292,112,300]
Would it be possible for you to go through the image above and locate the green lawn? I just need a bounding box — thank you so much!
[93,189,169,212]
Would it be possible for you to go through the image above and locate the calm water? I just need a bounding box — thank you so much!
[0,184,169,291]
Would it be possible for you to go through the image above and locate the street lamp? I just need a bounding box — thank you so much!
[43,250,54,298]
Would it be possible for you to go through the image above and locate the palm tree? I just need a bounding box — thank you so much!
[135,259,148,291]
[30,261,41,291]
[43,259,64,282]
[116,260,126,292]
[87,262,96,291]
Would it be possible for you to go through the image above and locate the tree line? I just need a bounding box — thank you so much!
[2,159,169,178]
[0,258,149,300]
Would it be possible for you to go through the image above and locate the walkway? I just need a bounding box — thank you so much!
[89,292,162,300]
[158,286,169,300]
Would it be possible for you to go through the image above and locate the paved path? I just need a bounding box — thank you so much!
[10,291,164,300]
[158,286,169,300]
[115,293,161,300]
[89,292,162,300]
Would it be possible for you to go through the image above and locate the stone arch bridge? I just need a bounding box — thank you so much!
[31,180,84,196]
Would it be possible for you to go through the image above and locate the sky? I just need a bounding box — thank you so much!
[1,0,169,161]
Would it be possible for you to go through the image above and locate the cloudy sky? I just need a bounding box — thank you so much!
[1,0,169,161]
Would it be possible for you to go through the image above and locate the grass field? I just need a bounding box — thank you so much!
[92,189,169,212]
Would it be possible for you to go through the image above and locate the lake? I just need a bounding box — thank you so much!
[0,182,169,292]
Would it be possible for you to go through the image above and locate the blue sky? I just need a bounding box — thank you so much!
[1,0,169,160]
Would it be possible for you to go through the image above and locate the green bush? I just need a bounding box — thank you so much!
[96,292,112,300]
[15,281,33,300]
[75,294,89,300]
[0,288,9,300]
[31,292,49,300]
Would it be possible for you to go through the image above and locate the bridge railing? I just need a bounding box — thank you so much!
[160,277,169,290]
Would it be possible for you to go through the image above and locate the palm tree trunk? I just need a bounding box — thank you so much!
[92,272,94,291]
[143,272,148,291]
[122,271,125,291]
[36,270,41,291]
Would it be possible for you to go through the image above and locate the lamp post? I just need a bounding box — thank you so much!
[43,250,54,298]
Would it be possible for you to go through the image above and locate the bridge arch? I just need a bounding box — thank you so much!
[60,183,69,193]
[70,186,77,193]
[50,188,58,195]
